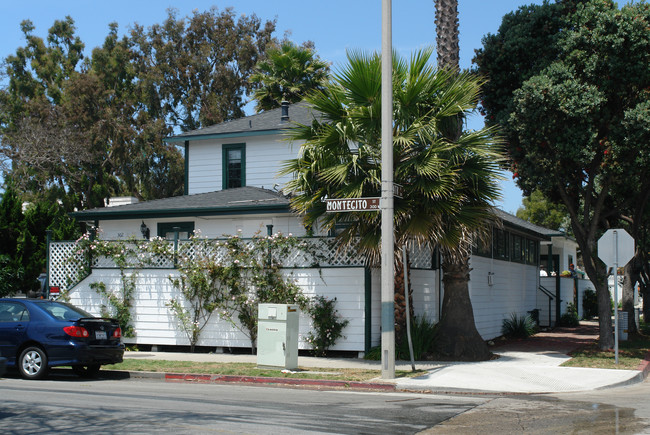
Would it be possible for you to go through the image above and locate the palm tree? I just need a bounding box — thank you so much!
[281,49,502,360]
[249,41,330,112]
[431,0,498,360]
[435,0,460,71]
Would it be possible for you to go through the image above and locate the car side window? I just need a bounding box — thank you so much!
[0,302,30,322]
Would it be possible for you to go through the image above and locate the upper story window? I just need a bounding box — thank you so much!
[223,143,245,189]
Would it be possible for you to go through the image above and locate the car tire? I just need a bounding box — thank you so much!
[72,364,101,378]
[18,346,49,380]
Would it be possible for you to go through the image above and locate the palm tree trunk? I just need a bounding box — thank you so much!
[435,251,492,361]
[433,0,490,361]
[435,0,460,71]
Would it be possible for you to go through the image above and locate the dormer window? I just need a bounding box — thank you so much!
[223,143,245,189]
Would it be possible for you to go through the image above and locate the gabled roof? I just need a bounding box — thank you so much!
[164,101,321,143]
[71,187,291,221]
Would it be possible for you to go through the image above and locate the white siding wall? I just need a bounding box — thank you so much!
[97,215,308,240]
[469,256,538,340]
[411,269,440,322]
[539,276,593,322]
[368,267,439,349]
[187,135,301,195]
[67,267,367,352]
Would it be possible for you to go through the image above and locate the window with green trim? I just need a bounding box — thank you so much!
[511,234,524,263]
[494,228,509,260]
[157,222,195,240]
[472,234,492,257]
[527,239,538,265]
[222,144,245,189]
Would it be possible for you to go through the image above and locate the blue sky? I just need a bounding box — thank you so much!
[1,0,545,213]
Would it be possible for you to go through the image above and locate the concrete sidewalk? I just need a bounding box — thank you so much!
[123,339,649,394]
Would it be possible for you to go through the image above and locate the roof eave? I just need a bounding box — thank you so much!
[70,203,292,222]
[163,128,288,143]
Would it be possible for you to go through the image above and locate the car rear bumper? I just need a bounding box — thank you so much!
[47,341,125,367]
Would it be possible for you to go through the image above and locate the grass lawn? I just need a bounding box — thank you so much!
[103,321,650,378]
[103,359,427,381]
[562,324,650,370]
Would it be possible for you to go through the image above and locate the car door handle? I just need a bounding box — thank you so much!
[14,324,25,331]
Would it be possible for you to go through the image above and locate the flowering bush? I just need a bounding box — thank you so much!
[168,231,310,351]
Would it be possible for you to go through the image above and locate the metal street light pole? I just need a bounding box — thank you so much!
[381,0,395,380]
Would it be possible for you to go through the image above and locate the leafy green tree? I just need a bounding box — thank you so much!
[128,7,276,132]
[474,0,650,349]
[0,186,26,296]
[249,41,329,112]
[22,201,80,291]
[517,189,571,234]
[1,8,276,208]
[282,49,503,361]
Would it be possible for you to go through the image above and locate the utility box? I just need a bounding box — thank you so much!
[618,310,628,341]
[257,303,299,369]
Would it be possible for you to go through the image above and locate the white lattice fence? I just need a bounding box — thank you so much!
[408,241,434,269]
[49,242,86,291]
[49,237,433,291]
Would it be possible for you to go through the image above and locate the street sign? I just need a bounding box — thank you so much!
[393,183,403,198]
[597,228,635,365]
[598,228,634,266]
[325,197,380,213]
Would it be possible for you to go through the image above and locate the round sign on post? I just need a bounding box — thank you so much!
[598,228,635,365]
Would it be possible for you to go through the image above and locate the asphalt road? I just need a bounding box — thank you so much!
[0,370,485,434]
[4,369,650,434]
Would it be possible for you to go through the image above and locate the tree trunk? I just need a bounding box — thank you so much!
[435,252,492,361]
[583,256,614,349]
[622,252,641,335]
[569,218,614,350]
[434,0,460,71]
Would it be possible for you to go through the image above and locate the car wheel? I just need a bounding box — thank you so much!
[19,346,49,380]
[72,364,101,378]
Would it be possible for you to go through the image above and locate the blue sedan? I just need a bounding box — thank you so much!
[0,298,125,379]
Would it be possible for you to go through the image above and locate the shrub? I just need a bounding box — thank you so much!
[306,296,349,357]
[559,302,580,327]
[365,316,438,360]
[582,289,598,319]
[501,313,537,339]
[396,316,438,360]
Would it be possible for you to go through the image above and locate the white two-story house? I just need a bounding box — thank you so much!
[51,102,586,354]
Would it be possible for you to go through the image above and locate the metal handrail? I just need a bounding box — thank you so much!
[538,284,555,327]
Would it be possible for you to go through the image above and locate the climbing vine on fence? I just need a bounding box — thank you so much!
[66,229,351,352]
[168,231,310,351]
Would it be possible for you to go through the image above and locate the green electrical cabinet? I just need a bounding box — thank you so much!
[257,303,299,369]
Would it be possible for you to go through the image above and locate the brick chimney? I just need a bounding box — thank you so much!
[281,100,289,122]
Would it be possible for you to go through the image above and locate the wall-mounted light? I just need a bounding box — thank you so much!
[488,272,495,286]
[140,221,150,239]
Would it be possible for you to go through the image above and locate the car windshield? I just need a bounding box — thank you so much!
[38,301,93,321]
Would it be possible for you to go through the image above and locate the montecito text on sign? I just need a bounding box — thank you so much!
[325,197,380,212]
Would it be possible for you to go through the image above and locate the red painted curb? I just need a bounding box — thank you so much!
[163,372,396,391]
[636,350,650,377]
